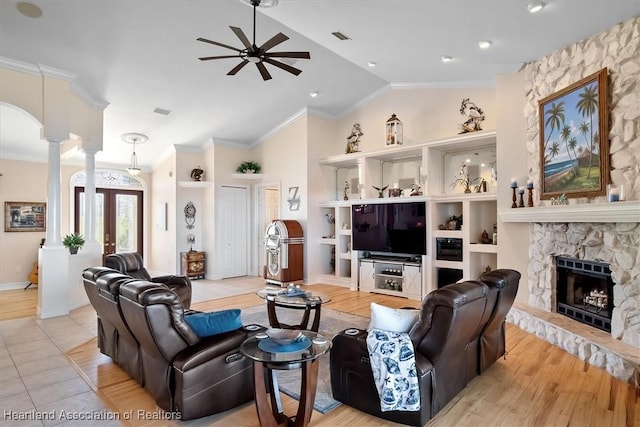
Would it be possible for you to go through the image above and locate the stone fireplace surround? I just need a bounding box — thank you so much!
[501,203,640,381]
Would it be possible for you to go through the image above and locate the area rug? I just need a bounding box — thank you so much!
[241,305,370,414]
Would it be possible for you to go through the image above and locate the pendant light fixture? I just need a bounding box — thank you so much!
[121,133,148,176]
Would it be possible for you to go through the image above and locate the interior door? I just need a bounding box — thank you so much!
[257,185,280,276]
[75,188,143,260]
[219,185,248,278]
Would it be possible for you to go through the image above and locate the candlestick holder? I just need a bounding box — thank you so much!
[527,188,534,207]
[518,191,525,208]
[511,187,517,208]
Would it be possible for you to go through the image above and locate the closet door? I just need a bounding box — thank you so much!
[219,185,248,278]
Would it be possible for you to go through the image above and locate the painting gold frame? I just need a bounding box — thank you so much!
[538,68,609,199]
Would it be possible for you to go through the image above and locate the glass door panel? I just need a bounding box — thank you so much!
[115,194,138,252]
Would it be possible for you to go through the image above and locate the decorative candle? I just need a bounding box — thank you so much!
[608,187,619,202]
[527,179,533,189]
[511,178,518,188]
[518,186,525,194]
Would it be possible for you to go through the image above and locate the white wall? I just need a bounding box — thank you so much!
[495,72,530,305]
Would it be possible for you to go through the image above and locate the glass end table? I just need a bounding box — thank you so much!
[256,287,331,332]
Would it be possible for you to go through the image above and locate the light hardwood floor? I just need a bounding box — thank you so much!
[2,284,638,426]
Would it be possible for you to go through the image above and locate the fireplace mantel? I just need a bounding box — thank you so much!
[499,201,640,223]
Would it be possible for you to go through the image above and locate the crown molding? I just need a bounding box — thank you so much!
[0,56,40,75]
[37,64,76,81]
[390,79,496,89]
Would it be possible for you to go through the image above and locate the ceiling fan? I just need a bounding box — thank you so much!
[197,0,310,81]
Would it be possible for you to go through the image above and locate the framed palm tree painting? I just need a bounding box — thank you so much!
[538,68,609,199]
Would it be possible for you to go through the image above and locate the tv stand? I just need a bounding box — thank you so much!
[359,256,422,300]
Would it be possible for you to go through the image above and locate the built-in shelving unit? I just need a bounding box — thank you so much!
[178,181,213,188]
[318,130,498,297]
[231,173,264,181]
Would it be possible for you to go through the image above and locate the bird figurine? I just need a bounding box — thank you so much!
[372,185,388,198]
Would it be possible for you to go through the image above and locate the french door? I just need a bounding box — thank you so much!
[74,187,143,258]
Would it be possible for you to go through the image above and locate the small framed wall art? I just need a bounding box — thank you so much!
[4,201,46,232]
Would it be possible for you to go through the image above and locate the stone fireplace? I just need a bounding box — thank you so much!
[501,204,640,381]
[555,256,613,333]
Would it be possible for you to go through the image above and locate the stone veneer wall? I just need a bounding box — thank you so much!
[527,222,640,348]
[523,17,640,203]
[508,17,640,381]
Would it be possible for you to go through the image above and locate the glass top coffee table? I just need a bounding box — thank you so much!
[241,330,331,427]
[256,286,331,332]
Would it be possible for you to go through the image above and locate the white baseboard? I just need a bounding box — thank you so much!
[1,281,35,291]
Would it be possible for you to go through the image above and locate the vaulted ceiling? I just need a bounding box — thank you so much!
[1,0,638,170]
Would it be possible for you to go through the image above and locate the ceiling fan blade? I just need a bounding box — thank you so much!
[199,55,240,61]
[227,60,249,75]
[230,26,252,50]
[263,51,311,59]
[256,62,272,81]
[264,58,302,76]
[197,37,241,52]
[260,32,289,52]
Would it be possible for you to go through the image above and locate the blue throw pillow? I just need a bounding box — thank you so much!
[185,309,242,338]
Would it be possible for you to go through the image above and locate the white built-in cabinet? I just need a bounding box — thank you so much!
[318,130,498,300]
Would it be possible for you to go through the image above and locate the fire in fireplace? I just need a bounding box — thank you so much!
[555,257,613,333]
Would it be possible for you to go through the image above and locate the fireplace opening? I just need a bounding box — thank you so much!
[555,257,613,333]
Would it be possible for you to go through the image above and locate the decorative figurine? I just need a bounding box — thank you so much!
[190,166,204,181]
[451,163,474,193]
[459,98,485,133]
[372,185,388,198]
[325,213,335,224]
[346,123,363,154]
[343,180,350,200]
[410,183,422,196]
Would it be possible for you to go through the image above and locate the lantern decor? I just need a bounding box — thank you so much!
[385,113,403,146]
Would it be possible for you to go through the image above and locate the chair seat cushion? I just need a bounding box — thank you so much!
[185,309,242,338]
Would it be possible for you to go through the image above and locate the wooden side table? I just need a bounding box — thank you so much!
[180,251,206,279]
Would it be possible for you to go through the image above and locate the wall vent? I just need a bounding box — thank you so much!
[331,31,351,41]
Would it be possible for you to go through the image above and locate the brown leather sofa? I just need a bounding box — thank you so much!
[82,267,261,420]
[105,252,192,309]
[330,269,520,426]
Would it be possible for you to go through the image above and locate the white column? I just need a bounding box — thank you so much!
[44,137,63,247]
[39,137,69,318]
[83,150,98,245]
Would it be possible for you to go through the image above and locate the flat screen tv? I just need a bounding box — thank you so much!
[352,201,426,255]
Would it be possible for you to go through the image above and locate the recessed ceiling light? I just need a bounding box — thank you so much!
[478,40,492,49]
[367,61,377,67]
[441,56,453,63]
[527,1,545,13]
[16,2,42,18]
[332,31,351,41]
[309,91,319,98]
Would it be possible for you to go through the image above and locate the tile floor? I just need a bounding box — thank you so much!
[0,276,265,426]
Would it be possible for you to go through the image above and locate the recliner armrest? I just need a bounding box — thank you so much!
[173,329,247,372]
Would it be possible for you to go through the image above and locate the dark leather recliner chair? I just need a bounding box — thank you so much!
[477,269,521,373]
[82,268,145,383]
[105,252,192,309]
[331,280,491,426]
[82,267,123,359]
[118,279,257,420]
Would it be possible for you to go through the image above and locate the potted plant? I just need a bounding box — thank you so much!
[63,232,85,254]
[236,160,261,174]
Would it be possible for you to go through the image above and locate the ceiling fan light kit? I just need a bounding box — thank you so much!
[197,0,310,80]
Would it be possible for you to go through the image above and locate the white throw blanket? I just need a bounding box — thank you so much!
[366,329,420,412]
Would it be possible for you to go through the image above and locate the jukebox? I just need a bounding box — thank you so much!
[263,220,304,286]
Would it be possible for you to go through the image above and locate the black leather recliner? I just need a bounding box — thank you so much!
[330,269,521,426]
[104,252,192,309]
[118,279,259,420]
[82,268,145,383]
[477,269,521,373]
